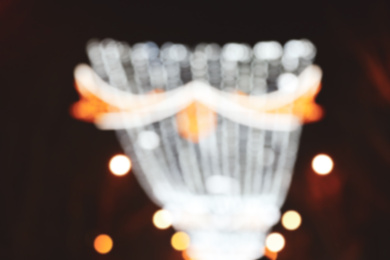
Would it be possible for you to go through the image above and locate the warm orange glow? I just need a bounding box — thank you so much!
[281,210,302,231]
[109,154,131,176]
[235,81,323,123]
[312,154,333,175]
[71,81,165,123]
[182,250,196,260]
[152,209,173,229]
[171,231,190,251]
[267,86,319,122]
[176,102,217,143]
[70,81,120,123]
[264,246,278,260]
[267,84,322,123]
[265,233,285,253]
[289,82,322,123]
[94,234,113,254]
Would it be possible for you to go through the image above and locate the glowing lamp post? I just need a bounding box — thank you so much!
[71,39,322,260]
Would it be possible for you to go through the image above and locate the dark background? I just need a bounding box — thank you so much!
[2,0,390,259]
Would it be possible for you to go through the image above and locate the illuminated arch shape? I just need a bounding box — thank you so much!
[72,63,322,134]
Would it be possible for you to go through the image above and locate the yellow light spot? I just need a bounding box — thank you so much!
[281,210,302,231]
[94,234,113,254]
[153,209,173,230]
[265,232,285,253]
[171,231,190,251]
[312,154,333,175]
[109,154,131,176]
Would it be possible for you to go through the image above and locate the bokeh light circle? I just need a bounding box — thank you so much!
[312,154,333,175]
[265,232,285,253]
[171,231,190,251]
[153,209,173,229]
[109,154,131,176]
[94,234,113,254]
[281,210,302,230]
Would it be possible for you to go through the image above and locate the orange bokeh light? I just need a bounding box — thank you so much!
[265,232,285,253]
[312,154,333,175]
[94,234,113,254]
[171,231,190,251]
[109,154,131,176]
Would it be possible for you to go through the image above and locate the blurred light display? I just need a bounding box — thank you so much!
[171,231,191,251]
[71,39,322,260]
[312,154,333,175]
[153,209,173,229]
[281,210,302,231]
[265,232,285,253]
[94,234,113,254]
[109,154,131,176]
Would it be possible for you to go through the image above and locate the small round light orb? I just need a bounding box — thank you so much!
[277,73,299,93]
[109,154,131,176]
[137,130,160,150]
[171,231,190,251]
[222,43,251,62]
[94,234,113,254]
[312,154,333,175]
[265,232,285,253]
[282,210,302,231]
[153,209,173,230]
[254,41,283,60]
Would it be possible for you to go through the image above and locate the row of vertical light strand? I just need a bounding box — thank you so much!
[80,39,325,260]
[93,153,334,259]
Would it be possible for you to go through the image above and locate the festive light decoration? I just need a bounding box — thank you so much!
[171,231,191,251]
[72,39,322,260]
[281,210,302,231]
[109,154,131,176]
[94,234,113,254]
[153,209,173,230]
[265,232,285,253]
[312,154,333,175]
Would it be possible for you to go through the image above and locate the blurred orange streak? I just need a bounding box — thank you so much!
[71,81,322,143]
[239,83,323,123]
[70,81,120,122]
[264,247,278,260]
[286,82,323,123]
[71,82,164,122]
[176,101,217,143]
[182,250,196,260]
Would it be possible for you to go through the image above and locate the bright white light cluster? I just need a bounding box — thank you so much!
[81,39,319,260]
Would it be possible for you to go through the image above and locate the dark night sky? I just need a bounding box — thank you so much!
[2,0,390,259]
